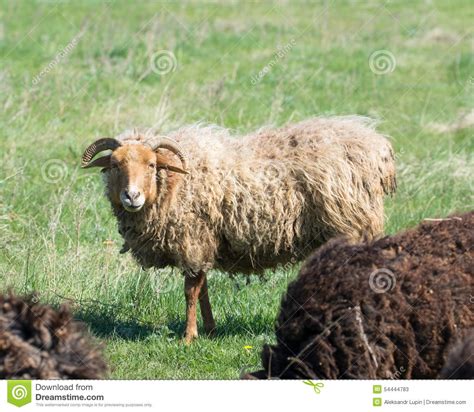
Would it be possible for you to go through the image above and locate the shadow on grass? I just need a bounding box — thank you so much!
[76,308,274,341]
[77,310,155,341]
[167,313,274,338]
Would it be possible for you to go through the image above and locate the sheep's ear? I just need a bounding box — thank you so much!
[82,155,111,169]
[157,164,189,174]
[155,152,189,174]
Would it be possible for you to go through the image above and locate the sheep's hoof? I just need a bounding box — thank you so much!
[183,330,198,344]
[204,324,216,337]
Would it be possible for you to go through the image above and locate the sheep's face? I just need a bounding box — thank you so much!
[82,136,188,213]
[107,145,160,213]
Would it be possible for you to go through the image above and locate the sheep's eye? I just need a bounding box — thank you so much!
[148,163,156,169]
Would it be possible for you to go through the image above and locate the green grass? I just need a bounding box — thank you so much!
[0,0,472,379]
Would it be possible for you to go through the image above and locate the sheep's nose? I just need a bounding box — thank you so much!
[120,186,145,212]
[124,188,141,201]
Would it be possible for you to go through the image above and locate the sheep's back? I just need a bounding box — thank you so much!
[180,117,396,271]
[115,118,396,273]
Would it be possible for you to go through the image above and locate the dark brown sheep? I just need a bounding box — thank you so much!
[0,294,107,379]
[247,211,473,379]
[440,330,474,379]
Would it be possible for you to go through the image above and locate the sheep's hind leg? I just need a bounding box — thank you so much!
[198,272,216,337]
[184,271,206,343]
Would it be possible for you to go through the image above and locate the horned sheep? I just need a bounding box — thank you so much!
[246,211,473,379]
[81,116,396,342]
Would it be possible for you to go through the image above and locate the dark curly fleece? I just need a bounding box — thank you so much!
[247,211,473,379]
[440,330,474,379]
[0,294,107,379]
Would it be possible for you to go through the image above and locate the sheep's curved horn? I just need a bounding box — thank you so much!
[81,138,122,168]
[150,136,189,174]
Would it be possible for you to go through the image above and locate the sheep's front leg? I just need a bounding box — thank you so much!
[184,271,206,343]
[198,272,216,336]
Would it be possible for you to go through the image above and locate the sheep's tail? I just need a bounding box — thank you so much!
[381,145,397,196]
[334,115,397,196]
[349,115,397,196]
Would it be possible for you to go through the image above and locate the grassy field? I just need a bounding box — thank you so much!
[0,0,472,379]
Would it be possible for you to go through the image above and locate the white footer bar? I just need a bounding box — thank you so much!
[0,380,471,411]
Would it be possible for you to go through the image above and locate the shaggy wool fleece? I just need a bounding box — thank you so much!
[0,294,107,379]
[440,330,474,379]
[247,211,473,379]
[108,116,396,274]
